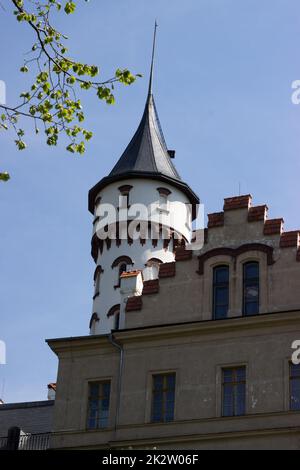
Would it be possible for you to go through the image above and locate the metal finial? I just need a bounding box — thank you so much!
[148,20,158,96]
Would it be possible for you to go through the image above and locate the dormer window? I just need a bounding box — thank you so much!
[118,185,133,209]
[157,187,171,212]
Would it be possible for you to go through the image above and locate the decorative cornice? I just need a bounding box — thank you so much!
[197,243,275,275]
[126,296,143,312]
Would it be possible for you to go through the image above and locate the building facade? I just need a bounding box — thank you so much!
[46,66,300,448]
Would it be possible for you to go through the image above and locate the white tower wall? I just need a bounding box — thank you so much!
[90,178,192,334]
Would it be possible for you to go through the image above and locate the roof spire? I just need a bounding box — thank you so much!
[148,20,158,96]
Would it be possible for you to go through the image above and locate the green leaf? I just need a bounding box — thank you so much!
[64,1,76,14]
[15,140,27,151]
[0,172,10,182]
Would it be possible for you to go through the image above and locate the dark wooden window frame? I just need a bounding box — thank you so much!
[222,366,246,417]
[151,373,176,423]
[87,381,111,430]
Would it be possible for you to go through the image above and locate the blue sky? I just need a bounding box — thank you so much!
[1,0,300,402]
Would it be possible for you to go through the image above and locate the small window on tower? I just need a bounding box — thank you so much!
[118,263,127,283]
[118,185,133,209]
[93,266,103,299]
[89,313,99,335]
[107,304,121,330]
[111,256,133,288]
[157,187,171,212]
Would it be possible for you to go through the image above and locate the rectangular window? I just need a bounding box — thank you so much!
[222,367,246,417]
[87,381,111,429]
[151,373,176,423]
[290,363,300,411]
[243,262,259,316]
[213,265,229,319]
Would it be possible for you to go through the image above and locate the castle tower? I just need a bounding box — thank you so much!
[88,26,199,334]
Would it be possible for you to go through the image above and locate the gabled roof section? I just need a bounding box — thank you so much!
[109,93,181,180]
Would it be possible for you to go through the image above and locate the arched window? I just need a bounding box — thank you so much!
[243,261,259,316]
[213,265,229,319]
[118,185,133,209]
[118,262,127,280]
[157,187,171,212]
[112,256,133,288]
[114,312,120,330]
[89,313,99,335]
[107,304,120,330]
[93,266,103,299]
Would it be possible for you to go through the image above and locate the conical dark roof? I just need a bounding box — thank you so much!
[109,93,180,180]
[88,93,199,214]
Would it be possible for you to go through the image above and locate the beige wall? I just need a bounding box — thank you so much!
[48,311,300,449]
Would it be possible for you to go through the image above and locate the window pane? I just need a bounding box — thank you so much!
[290,364,300,410]
[222,367,246,417]
[87,381,110,429]
[244,262,259,279]
[291,363,300,377]
[215,305,228,319]
[167,374,176,390]
[214,266,229,283]
[89,383,99,397]
[235,383,246,415]
[223,369,233,382]
[213,266,229,319]
[151,374,175,423]
[223,385,233,417]
[153,375,164,391]
[236,367,246,381]
[244,301,259,316]
[245,285,259,300]
[243,262,259,316]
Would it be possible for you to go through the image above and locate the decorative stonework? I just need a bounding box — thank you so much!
[280,231,300,248]
[126,296,143,312]
[159,262,176,278]
[142,279,159,295]
[264,219,284,236]
[248,205,268,222]
[207,212,224,228]
[223,194,252,211]
[197,243,275,275]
